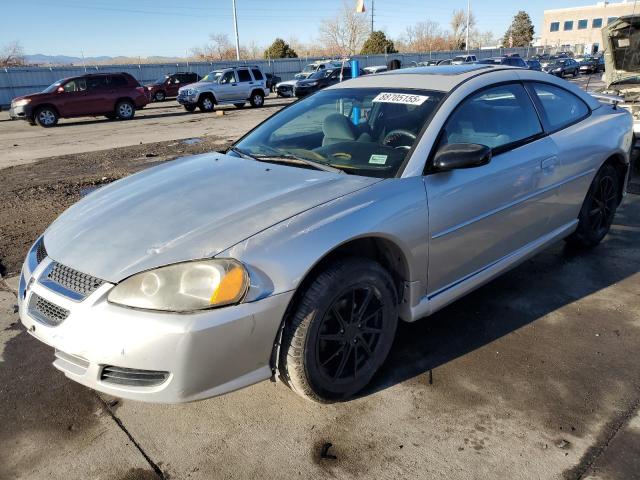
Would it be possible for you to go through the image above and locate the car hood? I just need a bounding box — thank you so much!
[277,80,298,87]
[43,153,379,283]
[602,15,640,87]
[178,80,212,91]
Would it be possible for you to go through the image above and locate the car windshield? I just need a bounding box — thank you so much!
[302,64,318,73]
[452,56,466,61]
[42,80,63,93]
[233,87,445,178]
[154,75,169,84]
[202,71,223,82]
[308,69,334,80]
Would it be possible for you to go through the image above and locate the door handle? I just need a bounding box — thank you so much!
[541,156,559,172]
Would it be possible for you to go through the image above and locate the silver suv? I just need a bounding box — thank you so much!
[177,66,269,112]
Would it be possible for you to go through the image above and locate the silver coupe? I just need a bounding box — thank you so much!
[19,65,634,403]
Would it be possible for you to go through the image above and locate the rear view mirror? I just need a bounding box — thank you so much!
[433,143,492,172]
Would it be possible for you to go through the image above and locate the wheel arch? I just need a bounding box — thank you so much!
[603,152,629,204]
[115,97,135,108]
[269,234,412,379]
[198,91,217,103]
[34,103,60,117]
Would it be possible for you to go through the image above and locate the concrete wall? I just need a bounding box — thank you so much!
[0,47,533,107]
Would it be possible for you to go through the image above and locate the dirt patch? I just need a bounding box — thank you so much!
[0,136,232,276]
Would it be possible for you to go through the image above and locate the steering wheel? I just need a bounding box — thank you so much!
[382,129,417,150]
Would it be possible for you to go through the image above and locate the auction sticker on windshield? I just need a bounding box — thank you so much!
[372,93,429,105]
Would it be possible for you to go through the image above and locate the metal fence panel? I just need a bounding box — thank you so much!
[0,47,532,107]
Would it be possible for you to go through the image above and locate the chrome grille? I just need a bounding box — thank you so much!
[36,239,47,264]
[101,366,169,387]
[46,263,105,298]
[28,293,69,326]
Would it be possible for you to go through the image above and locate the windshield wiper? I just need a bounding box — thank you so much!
[253,153,345,174]
[228,146,257,160]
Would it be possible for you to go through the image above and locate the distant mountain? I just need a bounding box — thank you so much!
[24,54,188,66]
[24,54,114,65]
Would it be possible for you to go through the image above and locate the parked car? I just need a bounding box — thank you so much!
[294,67,364,97]
[576,56,598,74]
[177,66,269,112]
[18,65,632,404]
[275,80,298,97]
[477,56,528,68]
[437,58,452,65]
[540,54,570,70]
[543,58,580,77]
[145,72,201,102]
[265,73,281,92]
[9,72,148,127]
[363,65,388,74]
[526,59,542,71]
[451,54,477,65]
[294,60,343,80]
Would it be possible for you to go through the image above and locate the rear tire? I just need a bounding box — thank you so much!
[115,100,135,120]
[249,91,264,108]
[184,104,197,112]
[566,164,620,248]
[279,258,398,403]
[198,95,215,112]
[34,107,58,127]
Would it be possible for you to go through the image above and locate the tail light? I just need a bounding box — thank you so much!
[136,87,145,95]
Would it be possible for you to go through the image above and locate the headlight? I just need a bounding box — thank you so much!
[108,259,249,312]
[553,68,562,72]
[307,82,319,87]
[146,86,153,91]
[13,99,31,107]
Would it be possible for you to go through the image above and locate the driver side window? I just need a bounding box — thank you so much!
[220,71,236,84]
[440,83,542,151]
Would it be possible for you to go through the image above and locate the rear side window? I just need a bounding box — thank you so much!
[251,69,264,81]
[87,76,108,90]
[528,83,589,131]
[440,83,542,151]
[237,69,251,82]
[109,75,127,87]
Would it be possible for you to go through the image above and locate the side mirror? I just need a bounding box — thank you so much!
[56,86,64,93]
[433,143,492,172]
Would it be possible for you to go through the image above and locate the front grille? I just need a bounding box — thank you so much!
[101,366,170,387]
[36,239,47,264]
[28,293,69,326]
[46,262,105,298]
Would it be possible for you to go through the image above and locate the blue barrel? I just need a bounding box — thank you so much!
[351,59,360,78]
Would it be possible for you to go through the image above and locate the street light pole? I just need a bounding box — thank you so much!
[466,0,470,52]
[232,0,240,61]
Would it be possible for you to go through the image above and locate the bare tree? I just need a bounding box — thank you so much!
[0,41,25,67]
[450,9,476,50]
[403,21,443,52]
[319,0,370,56]
[191,34,237,61]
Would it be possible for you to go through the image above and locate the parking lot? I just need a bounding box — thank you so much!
[1,74,640,480]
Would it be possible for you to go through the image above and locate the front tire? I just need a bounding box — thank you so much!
[154,91,166,102]
[566,163,620,248]
[115,100,135,120]
[184,104,197,112]
[34,107,58,127]
[279,258,398,403]
[198,95,215,112]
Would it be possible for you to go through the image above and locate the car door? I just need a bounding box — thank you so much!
[85,75,111,113]
[235,68,253,100]
[424,82,561,296]
[525,81,595,230]
[57,78,88,116]
[216,70,238,101]
[166,75,180,97]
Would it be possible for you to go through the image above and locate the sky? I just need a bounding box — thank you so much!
[0,0,610,57]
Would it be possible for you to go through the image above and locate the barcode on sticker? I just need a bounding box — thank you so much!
[372,93,429,105]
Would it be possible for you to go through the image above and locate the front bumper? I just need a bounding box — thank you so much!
[18,253,292,403]
[177,93,197,105]
[9,104,33,120]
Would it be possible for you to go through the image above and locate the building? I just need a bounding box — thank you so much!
[541,0,638,53]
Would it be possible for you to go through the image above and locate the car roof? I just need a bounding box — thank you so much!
[329,65,514,92]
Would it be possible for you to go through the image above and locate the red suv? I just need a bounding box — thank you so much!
[145,72,201,102]
[9,72,149,127]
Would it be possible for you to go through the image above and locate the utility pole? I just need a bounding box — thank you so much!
[465,0,470,52]
[232,0,240,61]
[371,0,375,33]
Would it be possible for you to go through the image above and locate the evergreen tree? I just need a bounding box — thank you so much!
[264,38,298,59]
[360,31,398,55]
[502,11,534,47]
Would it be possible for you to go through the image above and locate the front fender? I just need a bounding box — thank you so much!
[219,176,429,311]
